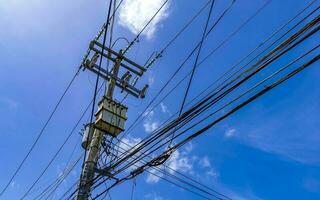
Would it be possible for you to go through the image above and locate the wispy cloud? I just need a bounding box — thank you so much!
[0,97,19,109]
[160,102,170,115]
[148,75,155,86]
[224,128,237,138]
[143,109,160,133]
[118,0,170,39]
[143,121,159,133]
[145,144,219,184]
[199,156,211,168]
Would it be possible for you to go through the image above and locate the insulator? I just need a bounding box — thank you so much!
[140,84,149,98]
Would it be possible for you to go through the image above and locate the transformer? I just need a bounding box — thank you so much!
[81,123,95,149]
[94,96,128,137]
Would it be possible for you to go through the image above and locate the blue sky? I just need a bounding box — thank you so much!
[0,0,319,199]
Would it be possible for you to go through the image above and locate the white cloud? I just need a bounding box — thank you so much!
[146,168,162,184]
[160,102,170,114]
[225,128,237,138]
[206,169,219,178]
[148,75,155,86]
[142,109,159,133]
[146,149,193,184]
[184,142,194,153]
[0,97,19,109]
[10,181,16,189]
[143,121,159,133]
[167,150,193,173]
[118,0,170,39]
[199,156,211,168]
[120,136,141,152]
[119,136,143,171]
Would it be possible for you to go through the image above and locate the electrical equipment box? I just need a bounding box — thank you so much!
[81,123,95,149]
[95,96,128,137]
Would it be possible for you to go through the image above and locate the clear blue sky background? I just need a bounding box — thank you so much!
[0,0,319,199]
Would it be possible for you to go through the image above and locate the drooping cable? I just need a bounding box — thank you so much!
[0,69,80,197]
[168,0,215,147]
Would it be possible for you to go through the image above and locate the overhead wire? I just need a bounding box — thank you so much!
[136,0,320,140]
[109,41,320,197]
[168,0,216,147]
[121,0,237,141]
[0,0,128,197]
[115,0,316,163]
[31,138,81,200]
[122,0,170,54]
[113,137,232,200]
[107,14,319,177]
[60,0,318,198]
[132,21,320,167]
[0,69,80,197]
[108,139,232,200]
[91,147,226,200]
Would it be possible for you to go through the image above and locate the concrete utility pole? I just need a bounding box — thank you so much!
[76,41,148,200]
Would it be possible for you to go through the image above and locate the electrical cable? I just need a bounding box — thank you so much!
[109,17,319,176]
[168,0,216,147]
[0,69,80,197]
[115,0,317,163]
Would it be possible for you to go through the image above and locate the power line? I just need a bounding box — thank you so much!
[91,147,227,200]
[123,0,170,54]
[107,14,319,177]
[32,140,81,200]
[0,69,80,197]
[121,0,237,140]
[20,98,92,199]
[107,45,320,199]
[116,0,316,161]
[169,0,215,147]
[110,139,232,200]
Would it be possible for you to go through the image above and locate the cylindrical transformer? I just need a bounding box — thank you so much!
[81,123,95,149]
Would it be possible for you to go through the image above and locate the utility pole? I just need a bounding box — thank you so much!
[76,41,148,200]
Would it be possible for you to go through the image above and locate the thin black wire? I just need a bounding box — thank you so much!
[168,0,215,147]
[84,0,114,165]
[79,0,113,197]
[133,23,320,168]
[68,1,318,198]
[43,155,83,200]
[58,180,79,200]
[122,0,259,139]
[160,0,212,53]
[119,0,214,105]
[121,0,237,140]
[91,49,319,199]
[63,0,316,198]
[171,53,320,152]
[110,139,231,200]
[140,0,320,140]
[123,0,170,54]
[109,16,319,177]
[130,178,135,200]
[107,45,320,200]
[0,70,80,197]
[116,0,316,161]
[114,137,231,199]
[62,0,173,197]
[32,139,81,200]
[92,149,221,200]
[20,80,102,199]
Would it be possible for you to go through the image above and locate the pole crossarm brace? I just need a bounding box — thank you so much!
[90,40,146,76]
[84,63,144,98]
[83,42,149,99]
